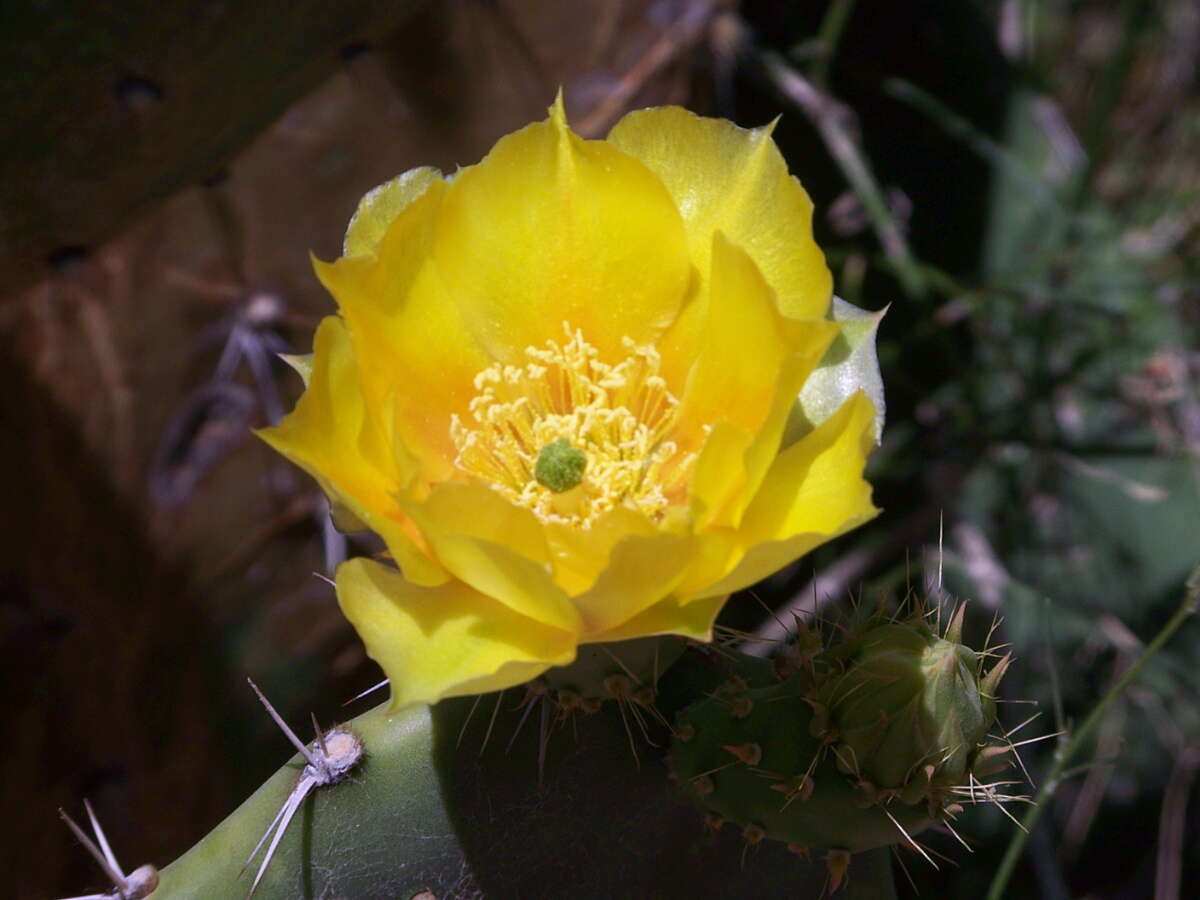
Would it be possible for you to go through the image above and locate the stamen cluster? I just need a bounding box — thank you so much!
[451,323,696,528]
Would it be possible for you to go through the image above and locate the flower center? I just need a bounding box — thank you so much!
[534,438,587,493]
[450,323,695,528]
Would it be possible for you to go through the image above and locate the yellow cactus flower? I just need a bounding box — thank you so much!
[261,97,884,710]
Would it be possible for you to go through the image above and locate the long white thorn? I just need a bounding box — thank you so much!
[956,779,1026,789]
[942,819,973,852]
[310,712,328,757]
[1001,710,1042,739]
[505,692,540,753]
[1004,738,1036,789]
[1008,731,1064,749]
[479,691,505,757]
[247,677,323,771]
[59,808,126,890]
[456,693,484,750]
[891,845,918,893]
[342,677,389,706]
[241,797,290,875]
[883,806,938,870]
[248,781,311,897]
[991,794,1030,830]
[984,609,1004,653]
[969,773,1030,831]
[84,799,125,881]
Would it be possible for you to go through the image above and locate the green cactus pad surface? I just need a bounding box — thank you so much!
[152,703,460,899]
[672,674,936,853]
[147,656,901,899]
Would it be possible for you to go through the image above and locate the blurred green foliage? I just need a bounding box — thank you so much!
[736,0,1200,896]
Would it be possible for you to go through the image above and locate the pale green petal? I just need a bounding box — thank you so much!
[788,297,887,446]
[343,166,442,258]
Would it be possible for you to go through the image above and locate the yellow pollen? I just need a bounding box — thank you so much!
[450,323,696,528]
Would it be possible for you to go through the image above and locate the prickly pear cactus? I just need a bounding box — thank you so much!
[134,638,901,899]
[670,607,1014,890]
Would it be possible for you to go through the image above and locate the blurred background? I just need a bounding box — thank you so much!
[1,1,1198,898]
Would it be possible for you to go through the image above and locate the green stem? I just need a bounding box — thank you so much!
[986,567,1200,900]
[752,46,926,299]
[1072,0,1150,207]
[809,0,858,88]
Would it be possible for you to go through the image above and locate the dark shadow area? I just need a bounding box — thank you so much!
[428,650,895,899]
[0,335,233,900]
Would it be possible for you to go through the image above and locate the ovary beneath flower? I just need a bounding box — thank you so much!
[450,323,698,528]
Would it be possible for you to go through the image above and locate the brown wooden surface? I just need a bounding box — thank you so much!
[0,0,423,297]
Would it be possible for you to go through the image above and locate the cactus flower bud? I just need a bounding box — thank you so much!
[818,616,999,801]
[670,611,1021,888]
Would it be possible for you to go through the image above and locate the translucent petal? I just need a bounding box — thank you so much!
[608,106,832,321]
[343,166,442,258]
[789,297,887,446]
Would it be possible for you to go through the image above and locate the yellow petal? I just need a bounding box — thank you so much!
[257,316,445,586]
[607,106,832,321]
[674,531,738,599]
[432,96,692,365]
[343,166,442,258]
[314,180,492,481]
[582,592,728,644]
[400,483,583,633]
[337,558,577,710]
[679,234,838,529]
[571,532,698,634]
[545,505,657,596]
[731,332,839,526]
[674,234,796,443]
[687,421,754,530]
[697,391,879,598]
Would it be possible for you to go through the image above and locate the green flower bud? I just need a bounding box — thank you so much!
[817,617,998,797]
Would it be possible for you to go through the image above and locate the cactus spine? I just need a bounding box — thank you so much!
[670,606,1016,888]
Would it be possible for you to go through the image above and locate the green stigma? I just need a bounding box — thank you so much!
[534,438,587,493]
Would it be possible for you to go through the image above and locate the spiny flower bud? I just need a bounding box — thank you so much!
[669,614,1026,881]
[817,617,999,795]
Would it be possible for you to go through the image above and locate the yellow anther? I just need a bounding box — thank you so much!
[450,323,697,528]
